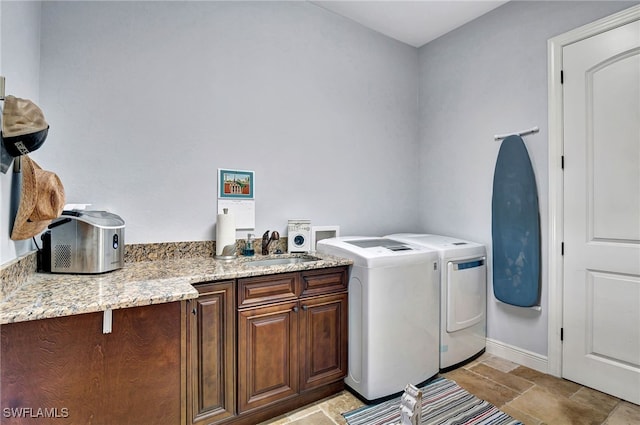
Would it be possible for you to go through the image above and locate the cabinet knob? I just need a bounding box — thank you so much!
[192,308,197,315]
[302,305,308,311]
[292,306,299,313]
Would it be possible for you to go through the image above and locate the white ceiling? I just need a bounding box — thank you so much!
[310,1,509,47]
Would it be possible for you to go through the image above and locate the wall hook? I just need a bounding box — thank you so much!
[494,126,539,141]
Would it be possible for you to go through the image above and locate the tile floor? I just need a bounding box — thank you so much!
[259,353,640,425]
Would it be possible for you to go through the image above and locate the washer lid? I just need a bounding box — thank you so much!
[345,238,413,251]
[386,233,485,255]
[316,236,437,268]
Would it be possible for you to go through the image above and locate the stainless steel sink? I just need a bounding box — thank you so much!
[245,256,320,267]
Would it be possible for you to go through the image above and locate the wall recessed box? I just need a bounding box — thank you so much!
[310,225,340,252]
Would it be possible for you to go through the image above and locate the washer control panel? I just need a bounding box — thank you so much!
[288,219,311,253]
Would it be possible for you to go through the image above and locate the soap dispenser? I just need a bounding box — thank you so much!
[243,233,255,257]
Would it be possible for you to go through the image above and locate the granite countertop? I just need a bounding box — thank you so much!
[0,253,352,325]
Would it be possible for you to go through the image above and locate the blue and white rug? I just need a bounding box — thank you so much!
[342,377,523,425]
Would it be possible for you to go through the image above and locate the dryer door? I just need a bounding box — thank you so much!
[446,257,486,332]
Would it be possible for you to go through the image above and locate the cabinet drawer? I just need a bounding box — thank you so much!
[300,267,348,298]
[238,273,299,308]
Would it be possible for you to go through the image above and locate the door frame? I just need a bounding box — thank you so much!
[546,4,640,378]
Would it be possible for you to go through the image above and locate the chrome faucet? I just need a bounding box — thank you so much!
[262,230,280,255]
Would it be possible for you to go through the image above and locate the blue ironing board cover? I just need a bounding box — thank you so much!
[491,135,541,307]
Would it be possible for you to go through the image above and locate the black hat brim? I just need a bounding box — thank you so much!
[1,126,49,157]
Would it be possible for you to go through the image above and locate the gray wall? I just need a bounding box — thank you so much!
[2,0,637,359]
[417,0,637,356]
[0,1,42,264]
[34,1,419,245]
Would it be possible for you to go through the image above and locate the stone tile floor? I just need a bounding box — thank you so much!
[259,353,640,425]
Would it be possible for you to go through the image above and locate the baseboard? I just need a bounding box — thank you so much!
[485,338,548,374]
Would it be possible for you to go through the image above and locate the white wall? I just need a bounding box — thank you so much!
[33,1,419,245]
[0,1,42,264]
[417,0,637,356]
[3,0,636,361]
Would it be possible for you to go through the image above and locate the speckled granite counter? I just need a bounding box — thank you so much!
[0,253,352,325]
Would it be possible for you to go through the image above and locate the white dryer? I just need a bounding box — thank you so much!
[316,237,439,402]
[386,233,486,371]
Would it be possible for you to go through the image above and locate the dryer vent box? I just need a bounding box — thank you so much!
[310,225,340,252]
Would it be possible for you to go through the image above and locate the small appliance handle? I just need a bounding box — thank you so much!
[48,217,72,229]
[61,210,82,217]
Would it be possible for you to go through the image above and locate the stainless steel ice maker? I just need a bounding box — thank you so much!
[41,210,125,274]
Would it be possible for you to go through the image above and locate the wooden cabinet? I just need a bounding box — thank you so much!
[299,292,348,391]
[185,265,348,424]
[237,300,299,413]
[236,293,348,411]
[237,267,348,416]
[0,302,183,425]
[0,266,346,425]
[298,267,349,392]
[187,281,235,425]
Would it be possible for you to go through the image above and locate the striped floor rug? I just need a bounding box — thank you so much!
[342,377,523,425]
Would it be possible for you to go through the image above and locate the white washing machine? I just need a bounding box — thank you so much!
[316,237,439,402]
[386,233,487,371]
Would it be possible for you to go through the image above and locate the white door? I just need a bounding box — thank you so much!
[562,19,640,404]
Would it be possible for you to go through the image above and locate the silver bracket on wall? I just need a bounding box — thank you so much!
[494,126,539,141]
[103,309,113,334]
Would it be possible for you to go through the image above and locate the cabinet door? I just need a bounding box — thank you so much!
[1,309,105,423]
[299,293,348,391]
[1,302,182,425]
[106,302,183,424]
[187,281,235,425]
[237,301,299,413]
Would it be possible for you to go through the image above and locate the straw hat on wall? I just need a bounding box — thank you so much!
[11,156,65,240]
